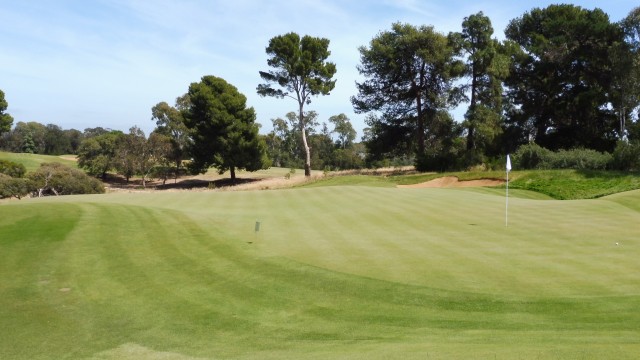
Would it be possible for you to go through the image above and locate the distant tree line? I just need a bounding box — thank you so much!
[264,111,363,171]
[1,121,89,155]
[2,4,639,176]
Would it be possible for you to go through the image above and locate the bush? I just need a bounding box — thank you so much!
[551,148,612,170]
[0,174,32,199]
[513,144,612,170]
[27,162,105,197]
[611,140,640,171]
[0,159,26,178]
[513,143,553,169]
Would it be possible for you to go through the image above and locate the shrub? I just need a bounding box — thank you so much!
[27,162,105,197]
[551,148,612,170]
[512,143,553,169]
[513,144,612,170]
[0,159,27,178]
[611,140,640,171]
[0,174,32,199]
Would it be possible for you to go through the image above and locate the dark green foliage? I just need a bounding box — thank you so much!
[77,131,124,179]
[611,140,640,171]
[43,124,71,155]
[0,89,13,136]
[0,174,31,199]
[513,144,613,170]
[27,162,104,196]
[0,121,84,155]
[353,22,464,163]
[613,7,640,138]
[114,127,145,182]
[65,129,83,154]
[21,133,36,154]
[151,97,191,181]
[451,12,507,156]
[415,137,466,172]
[185,75,269,181]
[552,148,613,170]
[512,143,553,169]
[505,5,625,152]
[0,159,26,178]
[414,112,465,172]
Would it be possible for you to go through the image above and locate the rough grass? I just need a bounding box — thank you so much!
[384,169,640,200]
[1,184,639,359]
[508,169,640,199]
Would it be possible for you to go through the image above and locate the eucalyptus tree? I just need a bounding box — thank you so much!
[185,75,268,182]
[151,96,191,181]
[352,23,464,168]
[77,130,124,179]
[115,127,145,183]
[329,113,356,149]
[258,32,337,176]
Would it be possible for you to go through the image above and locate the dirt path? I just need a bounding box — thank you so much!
[397,176,504,188]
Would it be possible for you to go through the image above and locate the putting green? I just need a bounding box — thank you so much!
[1,186,639,359]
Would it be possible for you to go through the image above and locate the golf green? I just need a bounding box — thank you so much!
[1,186,639,359]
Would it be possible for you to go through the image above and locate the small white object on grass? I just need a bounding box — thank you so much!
[615,242,619,246]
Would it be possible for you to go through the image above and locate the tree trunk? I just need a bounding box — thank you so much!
[467,70,478,151]
[299,104,311,177]
[414,83,425,156]
[230,166,236,182]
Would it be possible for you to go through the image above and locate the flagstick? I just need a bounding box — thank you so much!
[505,154,511,227]
[505,169,509,227]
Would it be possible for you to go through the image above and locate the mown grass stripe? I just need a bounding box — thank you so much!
[2,185,640,359]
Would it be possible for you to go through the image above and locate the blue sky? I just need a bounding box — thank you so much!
[0,0,635,139]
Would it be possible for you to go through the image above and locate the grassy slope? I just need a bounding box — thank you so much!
[1,184,639,359]
[0,151,77,172]
[389,169,640,200]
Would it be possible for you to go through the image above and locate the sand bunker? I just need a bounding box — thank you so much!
[398,176,504,188]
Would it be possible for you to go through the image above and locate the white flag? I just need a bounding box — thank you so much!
[506,154,512,172]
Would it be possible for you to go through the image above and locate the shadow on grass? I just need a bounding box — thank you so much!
[103,173,262,191]
[156,177,261,190]
[576,169,640,179]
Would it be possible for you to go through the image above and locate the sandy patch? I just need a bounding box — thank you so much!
[398,176,504,188]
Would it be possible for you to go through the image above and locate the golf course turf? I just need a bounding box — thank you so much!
[1,183,639,359]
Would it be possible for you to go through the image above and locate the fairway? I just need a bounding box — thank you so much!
[1,185,639,359]
[0,151,78,172]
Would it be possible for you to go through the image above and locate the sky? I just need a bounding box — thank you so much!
[0,0,635,139]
